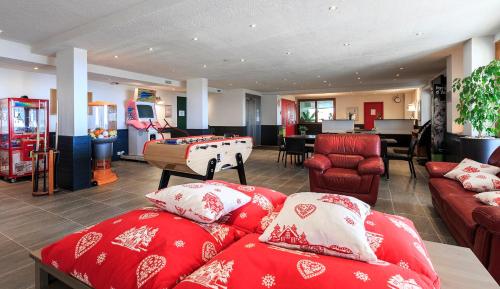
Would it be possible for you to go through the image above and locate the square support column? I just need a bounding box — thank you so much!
[186,78,209,133]
[55,47,91,190]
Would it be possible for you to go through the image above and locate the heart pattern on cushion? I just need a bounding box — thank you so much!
[136,255,167,288]
[75,232,102,259]
[296,259,326,279]
[294,204,317,219]
[201,241,217,262]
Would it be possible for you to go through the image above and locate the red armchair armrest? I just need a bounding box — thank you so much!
[358,157,384,175]
[473,206,500,235]
[304,154,331,172]
[425,161,458,178]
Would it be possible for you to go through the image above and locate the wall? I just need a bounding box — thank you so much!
[445,44,464,133]
[0,67,179,131]
[420,87,432,125]
[208,89,263,127]
[293,92,407,125]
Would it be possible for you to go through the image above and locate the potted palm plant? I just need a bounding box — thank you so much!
[452,59,500,163]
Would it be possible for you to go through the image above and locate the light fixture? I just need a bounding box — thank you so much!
[355,72,359,75]
[357,77,361,80]
[323,80,327,83]
[399,67,404,70]
[285,51,292,55]
[203,64,207,68]
[415,32,423,36]
[33,67,39,70]
[240,58,246,62]
[114,55,118,59]
[343,42,351,46]
[249,24,257,28]
[192,37,198,41]
[407,103,417,119]
[396,73,400,77]
[149,47,154,52]
[317,75,321,78]
[0,29,3,34]
[329,6,338,11]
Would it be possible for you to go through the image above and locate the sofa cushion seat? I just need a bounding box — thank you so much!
[323,168,361,193]
[441,192,481,246]
[429,178,465,204]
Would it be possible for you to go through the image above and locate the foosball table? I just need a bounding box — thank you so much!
[143,135,253,189]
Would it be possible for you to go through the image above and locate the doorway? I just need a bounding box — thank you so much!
[177,96,186,129]
[245,94,261,146]
[281,99,297,136]
[364,102,384,130]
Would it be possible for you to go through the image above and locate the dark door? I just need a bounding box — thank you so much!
[364,102,384,130]
[177,96,186,129]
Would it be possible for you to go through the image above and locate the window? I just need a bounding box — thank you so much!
[299,99,335,123]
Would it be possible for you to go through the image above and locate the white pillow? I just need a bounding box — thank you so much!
[444,158,500,180]
[258,192,377,262]
[456,172,500,192]
[474,191,500,206]
[145,183,251,223]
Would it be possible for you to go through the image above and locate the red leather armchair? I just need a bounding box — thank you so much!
[304,134,384,205]
[426,147,500,283]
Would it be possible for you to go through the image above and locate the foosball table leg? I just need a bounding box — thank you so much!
[204,158,217,181]
[158,170,171,190]
[235,153,247,185]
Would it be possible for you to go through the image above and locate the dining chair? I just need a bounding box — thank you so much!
[386,133,418,178]
[284,138,306,168]
[277,136,286,163]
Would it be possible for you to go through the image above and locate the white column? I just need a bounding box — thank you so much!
[462,37,495,136]
[56,47,88,136]
[186,78,208,129]
[445,45,464,133]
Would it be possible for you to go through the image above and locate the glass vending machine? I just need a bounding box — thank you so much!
[0,98,49,182]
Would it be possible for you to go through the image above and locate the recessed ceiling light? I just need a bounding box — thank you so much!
[114,55,118,59]
[240,58,246,62]
[415,32,423,36]
[357,77,361,80]
[329,6,338,11]
[355,72,359,75]
[399,67,404,70]
[343,42,351,47]
[148,47,154,52]
[192,37,198,41]
[33,67,39,70]
[396,73,400,77]
[285,51,292,55]
[249,24,257,28]
[202,64,207,68]
[323,80,328,83]
[317,75,321,78]
[0,30,3,34]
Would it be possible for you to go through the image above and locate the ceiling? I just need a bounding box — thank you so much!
[0,0,499,93]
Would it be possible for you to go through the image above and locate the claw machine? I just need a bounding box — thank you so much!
[0,98,49,182]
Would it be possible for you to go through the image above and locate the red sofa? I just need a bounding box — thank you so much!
[426,147,500,283]
[304,134,384,205]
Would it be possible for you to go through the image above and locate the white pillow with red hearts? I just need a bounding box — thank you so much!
[145,183,251,223]
[456,172,500,192]
[474,191,500,206]
[258,192,377,262]
[444,158,500,180]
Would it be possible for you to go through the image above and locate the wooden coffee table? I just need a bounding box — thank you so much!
[424,241,499,289]
[31,241,499,289]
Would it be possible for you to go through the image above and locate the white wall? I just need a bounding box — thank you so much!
[420,87,432,125]
[446,44,464,133]
[261,94,280,125]
[209,89,246,126]
[0,67,179,131]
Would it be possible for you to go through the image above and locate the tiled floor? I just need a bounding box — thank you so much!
[0,148,454,289]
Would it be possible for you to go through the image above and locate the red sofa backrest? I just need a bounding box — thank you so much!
[488,146,500,167]
[314,134,381,169]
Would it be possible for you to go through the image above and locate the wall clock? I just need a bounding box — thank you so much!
[393,95,402,103]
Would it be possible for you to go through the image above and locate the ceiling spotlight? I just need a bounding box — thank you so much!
[415,32,423,36]
[203,64,207,68]
[148,47,154,52]
[249,24,257,28]
[357,77,361,80]
[0,30,3,34]
[343,42,351,47]
[114,55,118,59]
[285,51,292,55]
[355,72,359,75]
[396,73,400,77]
[240,58,246,62]
[399,67,404,70]
[329,6,338,11]
[192,37,198,41]
[33,67,39,70]
[323,80,327,83]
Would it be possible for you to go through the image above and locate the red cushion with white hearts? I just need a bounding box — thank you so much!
[455,172,500,192]
[145,183,251,223]
[173,233,437,289]
[444,158,500,180]
[258,192,376,262]
[41,208,240,289]
[474,191,500,206]
[364,211,439,286]
[205,180,287,233]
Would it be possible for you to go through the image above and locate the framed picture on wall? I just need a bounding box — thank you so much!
[346,106,359,120]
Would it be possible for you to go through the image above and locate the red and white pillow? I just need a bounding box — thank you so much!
[456,172,500,192]
[259,192,377,262]
[444,158,500,180]
[205,180,287,233]
[146,183,251,223]
[474,191,500,206]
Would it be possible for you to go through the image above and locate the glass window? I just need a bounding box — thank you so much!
[317,100,334,122]
[299,99,335,123]
[299,101,316,122]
